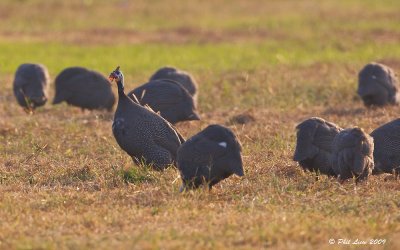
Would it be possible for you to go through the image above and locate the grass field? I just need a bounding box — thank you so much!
[1,0,400,249]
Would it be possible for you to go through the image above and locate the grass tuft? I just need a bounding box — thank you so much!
[121,166,156,184]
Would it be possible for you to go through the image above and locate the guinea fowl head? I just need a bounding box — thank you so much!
[109,66,125,93]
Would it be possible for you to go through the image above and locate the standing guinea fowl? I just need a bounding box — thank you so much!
[149,66,198,101]
[53,67,116,111]
[177,124,244,191]
[331,127,374,182]
[370,119,400,176]
[293,117,342,176]
[13,63,50,110]
[109,66,185,170]
[127,79,200,124]
[357,62,399,107]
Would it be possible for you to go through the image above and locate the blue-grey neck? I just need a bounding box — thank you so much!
[117,79,125,94]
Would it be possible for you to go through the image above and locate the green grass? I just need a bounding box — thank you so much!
[1,40,399,112]
[1,40,400,72]
[1,0,400,249]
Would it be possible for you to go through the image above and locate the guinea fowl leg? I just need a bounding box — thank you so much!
[394,168,400,180]
[131,156,142,166]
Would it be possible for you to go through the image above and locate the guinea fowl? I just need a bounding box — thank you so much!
[149,66,198,100]
[370,119,400,176]
[127,79,200,124]
[331,127,374,182]
[53,67,116,111]
[357,62,399,107]
[109,66,185,170]
[177,124,244,191]
[13,63,50,110]
[293,117,342,176]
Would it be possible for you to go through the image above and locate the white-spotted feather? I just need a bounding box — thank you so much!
[218,142,227,148]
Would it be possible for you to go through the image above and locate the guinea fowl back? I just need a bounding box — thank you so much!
[53,67,115,110]
[331,127,374,181]
[149,66,198,98]
[177,124,243,190]
[127,79,199,124]
[293,117,342,176]
[370,119,400,174]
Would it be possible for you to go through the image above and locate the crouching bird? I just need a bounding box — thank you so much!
[127,79,200,124]
[293,117,342,177]
[331,127,374,182]
[53,67,116,111]
[13,63,50,111]
[370,119,400,176]
[177,124,244,191]
[149,66,198,101]
[357,62,399,107]
[109,66,185,170]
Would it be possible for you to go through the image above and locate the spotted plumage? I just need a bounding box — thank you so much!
[127,79,200,124]
[293,117,342,176]
[357,62,399,107]
[149,66,198,100]
[53,67,116,111]
[109,66,185,170]
[331,127,374,181]
[13,63,50,110]
[370,119,400,175]
[177,124,244,191]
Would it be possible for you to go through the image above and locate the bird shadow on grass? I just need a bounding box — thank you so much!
[227,110,256,125]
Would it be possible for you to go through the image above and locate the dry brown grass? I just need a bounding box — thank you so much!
[2,73,400,249]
